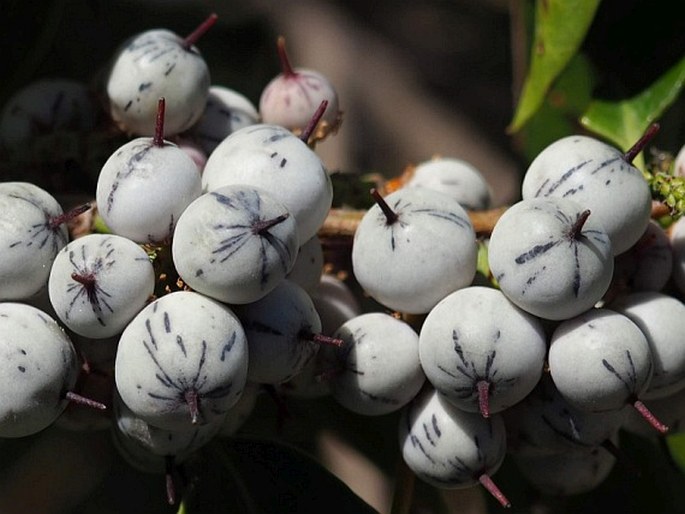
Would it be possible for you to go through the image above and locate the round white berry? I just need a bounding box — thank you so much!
[669,215,685,296]
[286,235,324,293]
[106,29,210,136]
[406,156,492,210]
[113,389,220,466]
[0,78,95,151]
[48,233,155,338]
[236,279,323,385]
[0,303,79,437]
[503,375,626,457]
[188,85,260,155]
[0,182,69,300]
[201,123,333,243]
[513,446,616,496]
[95,137,201,243]
[259,67,340,133]
[419,286,547,416]
[279,274,362,399]
[610,291,685,399]
[521,135,652,255]
[548,308,653,413]
[352,187,477,314]
[488,197,613,320]
[612,220,672,293]
[114,291,248,431]
[330,312,425,416]
[399,387,509,505]
[171,185,299,305]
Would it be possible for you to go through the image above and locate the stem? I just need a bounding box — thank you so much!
[277,35,295,77]
[153,98,165,147]
[632,398,669,434]
[251,213,289,235]
[300,100,329,143]
[601,438,641,477]
[183,13,218,50]
[566,209,591,240]
[478,473,511,508]
[65,391,107,410]
[70,271,95,288]
[49,203,92,230]
[319,198,672,243]
[71,272,98,303]
[370,188,399,225]
[184,389,203,425]
[476,380,490,418]
[301,330,344,348]
[624,122,660,164]
[165,455,177,505]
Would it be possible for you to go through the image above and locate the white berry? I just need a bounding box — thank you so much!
[0,303,79,437]
[106,16,214,137]
[352,187,477,314]
[330,312,425,416]
[0,182,69,300]
[171,185,299,305]
[488,197,613,320]
[419,286,547,416]
[95,133,201,244]
[406,156,492,210]
[188,85,260,155]
[48,233,155,338]
[399,387,510,507]
[201,123,333,243]
[115,291,248,431]
[521,134,652,255]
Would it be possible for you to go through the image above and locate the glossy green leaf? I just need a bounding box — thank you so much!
[667,431,685,472]
[509,0,600,132]
[580,55,685,170]
[518,54,595,161]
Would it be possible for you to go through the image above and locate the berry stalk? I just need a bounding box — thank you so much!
[183,13,218,50]
[300,100,329,143]
[153,98,166,147]
[478,473,511,508]
[624,123,660,164]
[276,35,295,77]
[49,203,92,231]
[371,188,399,225]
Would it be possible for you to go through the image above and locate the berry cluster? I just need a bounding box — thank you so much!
[0,11,683,512]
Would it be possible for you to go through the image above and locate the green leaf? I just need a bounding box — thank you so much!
[509,0,600,133]
[580,55,685,170]
[92,212,112,234]
[182,437,380,514]
[518,54,595,161]
[667,431,685,472]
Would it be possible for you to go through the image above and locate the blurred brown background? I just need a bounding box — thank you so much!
[1,0,683,207]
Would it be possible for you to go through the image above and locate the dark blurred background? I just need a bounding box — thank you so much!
[0,0,683,206]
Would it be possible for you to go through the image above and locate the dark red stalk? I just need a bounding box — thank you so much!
[183,13,218,50]
[371,188,399,225]
[153,98,166,147]
[300,100,329,143]
[49,203,92,231]
[624,122,660,164]
[277,35,295,77]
